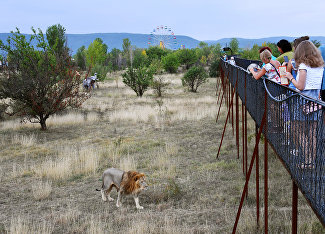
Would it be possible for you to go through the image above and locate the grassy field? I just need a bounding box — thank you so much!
[0,73,323,233]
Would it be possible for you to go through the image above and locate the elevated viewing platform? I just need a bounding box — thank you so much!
[218,58,325,232]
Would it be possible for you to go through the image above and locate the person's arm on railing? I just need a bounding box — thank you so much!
[249,67,266,80]
[284,69,306,91]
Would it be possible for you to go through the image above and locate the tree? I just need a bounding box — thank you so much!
[0,28,87,130]
[146,46,168,63]
[182,66,208,92]
[229,38,239,54]
[85,38,108,80]
[108,48,122,71]
[133,48,148,68]
[177,48,198,69]
[122,38,133,66]
[85,39,107,67]
[209,59,220,77]
[161,53,180,73]
[74,45,86,70]
[122,66,154,97]
[46,24,67,56]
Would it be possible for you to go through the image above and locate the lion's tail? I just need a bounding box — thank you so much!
[95,179,104,191]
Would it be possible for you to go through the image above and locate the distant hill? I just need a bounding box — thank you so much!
[1,33,325,55]
[0,33,200,54]
[205,36,325,48]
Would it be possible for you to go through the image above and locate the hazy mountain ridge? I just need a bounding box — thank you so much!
[1,33,325,54]
[205,36,325,48]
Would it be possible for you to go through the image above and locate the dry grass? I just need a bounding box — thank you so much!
[8,216,53,234]
[11,133,37,146]
[33,146,100,180]
[0,73,323,233]
[32,180,52,200]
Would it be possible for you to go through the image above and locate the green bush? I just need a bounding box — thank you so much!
[177,48,198,69]
[182,66,208,92]
[162,53,180,73]
[122,66,154,97]
[92,64,109,81]
[209,59,220,77]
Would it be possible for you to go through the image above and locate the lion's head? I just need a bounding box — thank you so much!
[122,171,148,194]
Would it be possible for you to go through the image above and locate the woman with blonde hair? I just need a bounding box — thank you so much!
[249,49,281,83]
[284,40,324,169]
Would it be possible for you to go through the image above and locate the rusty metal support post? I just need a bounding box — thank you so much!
[256,124,260,227]
[242,100,245,175]
[235,70,239,159]
[292,181,298,234]
[264,91,269,234]
[216,79,238,159]
[232,109,267,234]
[245,74,248,198]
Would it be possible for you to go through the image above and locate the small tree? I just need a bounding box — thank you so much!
[229,38,239,54]
[122,66,154,97]
[182,66,208,92]
[162,53,180,73]
[0,28,88,130]
[149,59,169,97]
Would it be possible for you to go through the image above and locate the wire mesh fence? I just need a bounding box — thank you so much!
[221,59,325,225]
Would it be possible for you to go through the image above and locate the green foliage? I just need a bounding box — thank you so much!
[133,48,148,68]
[240,44,260,60]
[85,39,107,67]
[230,38,239,54]
[149,59,169,97]
[182,66,208,92]
[122,38,133,66]
[46,24,67,55]
[74,46,86,70]
[92,64,109,81]
[209,59,220,77]
[312,40,321,48]
[162,53,180,73]
[107,48,122,71]
[122,66,154,97]
[177,48,198,69]
[0,28,87,130]
[146,46,168,63]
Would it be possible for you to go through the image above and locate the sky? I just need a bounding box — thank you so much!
[1,0,325,41]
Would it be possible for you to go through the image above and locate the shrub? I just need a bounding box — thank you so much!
[177,48,198,69]
[182,66,208,92]
[92,64,109,81]
[162,53,180,73]
[149,59,170,97]
[122,66,154,97]
[209,59,220,77]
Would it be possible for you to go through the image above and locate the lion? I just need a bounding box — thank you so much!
[97,168,148,209]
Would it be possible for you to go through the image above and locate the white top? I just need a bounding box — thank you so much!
[296,63,323,90]
[264,63,280,83]
[229,60,236,65]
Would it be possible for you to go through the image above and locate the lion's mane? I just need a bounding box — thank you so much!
[121,171,145,194]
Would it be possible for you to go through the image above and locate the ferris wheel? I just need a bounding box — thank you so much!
[148,25,178,50]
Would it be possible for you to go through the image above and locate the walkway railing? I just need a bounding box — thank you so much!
[218,58,325,233]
